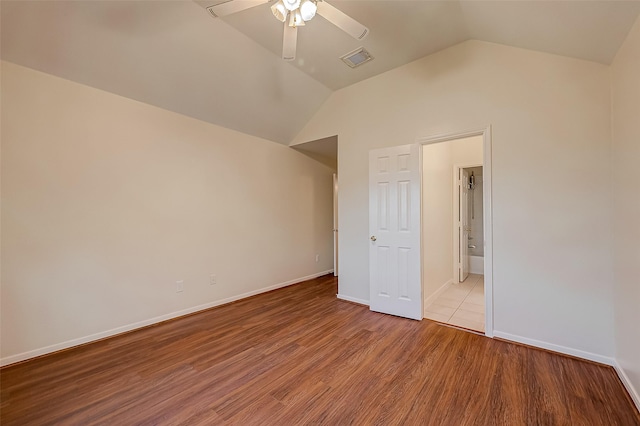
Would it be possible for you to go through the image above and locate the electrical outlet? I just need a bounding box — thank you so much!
[210,274,217,286]
[176,280,184,293]
[315,254,319,262]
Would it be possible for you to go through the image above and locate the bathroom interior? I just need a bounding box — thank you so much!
[422,136,485,333]
[466,166,484,276]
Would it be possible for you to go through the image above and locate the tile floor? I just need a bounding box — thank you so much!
[424,274,484,333]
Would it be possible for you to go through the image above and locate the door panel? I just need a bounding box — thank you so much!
[369,144,422,320]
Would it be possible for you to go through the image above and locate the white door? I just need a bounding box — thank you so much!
[369,144,422,320]
[458,168,470,282]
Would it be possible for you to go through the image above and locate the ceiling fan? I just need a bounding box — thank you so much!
[204,0,369,61]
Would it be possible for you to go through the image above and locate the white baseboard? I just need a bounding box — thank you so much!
[614,360,640,412]
[493,331,615,366]
[1,269,334,367]
[337,294,369,306]
[424,279,453,307]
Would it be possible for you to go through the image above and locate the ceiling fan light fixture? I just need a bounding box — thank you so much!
[289,9,305,27]
[283,0,301,12]
[201,0,370,63]
[271,0,288,22]
[300,0,317,21]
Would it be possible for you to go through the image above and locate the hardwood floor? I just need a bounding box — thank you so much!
[1,274,638,425]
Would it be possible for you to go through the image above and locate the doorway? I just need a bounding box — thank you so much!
[419,130,493,335]
[454,165,483,283]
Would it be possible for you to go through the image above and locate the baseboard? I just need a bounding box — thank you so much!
[493,331,615,366]
[337,294,369,306]
[424,279,453,307]
[614,360,640,412]
[0,269,334,367]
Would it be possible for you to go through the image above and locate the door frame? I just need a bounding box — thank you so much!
[417,126,494,337]
[453,163,482,284]
[333,173,338,277]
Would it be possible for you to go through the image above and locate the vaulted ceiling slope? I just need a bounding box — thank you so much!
[0,1,332,144]
[2,1,640,145]
[213,0,640,91]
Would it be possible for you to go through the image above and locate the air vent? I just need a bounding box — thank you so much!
[340,47,373,68]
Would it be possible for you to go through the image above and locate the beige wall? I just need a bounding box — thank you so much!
[611,16,640,407]
[451,137,483,167]
[422,142,453,299]
[422,135,483,300]
[0,61,334,363]
[294,40,614,360]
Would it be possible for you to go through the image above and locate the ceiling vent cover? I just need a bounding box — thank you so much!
[340,47,373,68]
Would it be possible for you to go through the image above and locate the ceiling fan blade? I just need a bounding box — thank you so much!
[282,22,297,61]
[205,0,268,17]
[316,1,369,40]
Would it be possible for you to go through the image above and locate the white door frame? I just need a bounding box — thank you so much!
[333,173,338,277]
[417,127,494,337]
[453,163,482,284]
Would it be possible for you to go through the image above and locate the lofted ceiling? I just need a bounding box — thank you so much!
[206,0,640,91]
[2,1,640,145]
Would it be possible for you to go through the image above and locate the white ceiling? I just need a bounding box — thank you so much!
[2,1,640,145]
[0,0,332,144]
[200,0,640,90]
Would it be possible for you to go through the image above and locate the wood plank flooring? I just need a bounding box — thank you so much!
[2,274,639,425]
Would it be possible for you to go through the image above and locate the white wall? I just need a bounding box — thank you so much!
[451,137,483,167]
[294,40,614,360]
[422,135,483,300]
[611,16,640,407]
[422,142,453,299]
[0,61,335,364]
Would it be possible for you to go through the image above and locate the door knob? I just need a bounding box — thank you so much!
[370,236,377,242]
